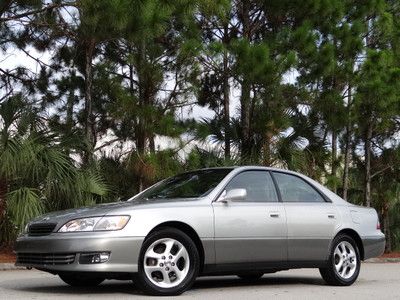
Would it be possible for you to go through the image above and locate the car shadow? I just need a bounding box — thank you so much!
[5,281,144,296]
[3,274,327,296]
[193,275,326,290]
[2,280,143,295]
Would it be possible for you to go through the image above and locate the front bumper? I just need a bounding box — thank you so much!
[15,233,144,273]
[362,234,386,260]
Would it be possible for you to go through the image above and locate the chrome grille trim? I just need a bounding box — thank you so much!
[28,223,57,236]
[16,253,76,265]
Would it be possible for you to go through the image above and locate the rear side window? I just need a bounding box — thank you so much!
[272,172,325,203]
[225,171,278,202]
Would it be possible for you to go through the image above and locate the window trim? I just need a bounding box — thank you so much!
[270,171,331,203]
[214,170,280,203]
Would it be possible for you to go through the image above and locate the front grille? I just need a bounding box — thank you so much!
[28,223,57,236]
[16,253,76,265]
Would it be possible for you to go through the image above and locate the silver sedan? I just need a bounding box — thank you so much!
[15,166,385,296]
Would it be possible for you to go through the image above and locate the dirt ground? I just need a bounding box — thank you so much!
[380,251,400,258]
[0,250,15,263]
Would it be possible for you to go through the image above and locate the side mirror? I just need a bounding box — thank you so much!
[219,188,247,203]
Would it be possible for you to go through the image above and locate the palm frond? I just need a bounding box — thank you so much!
[7,187,44,231]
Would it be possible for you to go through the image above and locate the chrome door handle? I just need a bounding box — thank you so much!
[269,213,280,218]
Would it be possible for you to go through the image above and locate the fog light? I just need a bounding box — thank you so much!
[92,253,109,263]
[79,252,110,264]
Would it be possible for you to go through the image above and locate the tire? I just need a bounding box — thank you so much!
[237,273,264,280]
[319,234,361,286]
[59,273,105,287]
[134,227,200,296]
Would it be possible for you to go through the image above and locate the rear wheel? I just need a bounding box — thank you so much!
[319,234,361,286]
[134,227,200,296]
[59,273,105,287]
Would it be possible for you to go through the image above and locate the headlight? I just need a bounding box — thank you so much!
[58,217,101,232]
[58,216,130,232]
[94,216,130,231]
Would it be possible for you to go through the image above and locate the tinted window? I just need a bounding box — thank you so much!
[225,171,278,202]
[273,172,325,203]
[133,168,233,201]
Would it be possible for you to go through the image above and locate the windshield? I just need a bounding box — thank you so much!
[132,168,233,201]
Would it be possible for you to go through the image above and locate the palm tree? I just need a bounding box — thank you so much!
[0,96,108,245]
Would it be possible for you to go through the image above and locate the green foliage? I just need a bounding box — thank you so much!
[7,188,43,231]
[79,0,132,39]
[1,0,400,250]
[185,146,239,169]
[355,50,400,130]
[0,97,109,244]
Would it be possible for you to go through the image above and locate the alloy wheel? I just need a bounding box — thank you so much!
[334,241,357,279]
[143,238,190,288]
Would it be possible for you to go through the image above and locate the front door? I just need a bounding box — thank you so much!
[213,170,287,264]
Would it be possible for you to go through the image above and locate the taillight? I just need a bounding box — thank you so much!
[377,220,381,230]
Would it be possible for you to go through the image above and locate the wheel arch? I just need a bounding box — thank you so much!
[147,221,205,272]
[335,228,365,260]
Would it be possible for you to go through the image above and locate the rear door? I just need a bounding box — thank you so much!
[213,170,287,264]
[272,171,339,262]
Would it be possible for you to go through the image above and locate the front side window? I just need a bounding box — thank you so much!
[224,171,278,202]
[273,172,325,203]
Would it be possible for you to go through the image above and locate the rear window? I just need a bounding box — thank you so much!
[273,172,325,203]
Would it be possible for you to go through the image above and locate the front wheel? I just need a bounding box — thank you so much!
[59,273,105,287]
[319,234,361,286]
[134,227,200,296]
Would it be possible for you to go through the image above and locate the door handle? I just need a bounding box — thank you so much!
[328,214,335,219]
[269,213,280,218]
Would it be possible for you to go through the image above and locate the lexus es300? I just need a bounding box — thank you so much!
[15,167,385,295]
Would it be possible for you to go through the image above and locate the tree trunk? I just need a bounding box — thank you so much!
[342,128,351,200]
[136,40,147,157]
[0,177,7,220]
[331,130,338,193]
[66,91,74,134]
[342,86,352,200]
[64,89,75,156]
[263,130,272,166]
[363,17,374,207]
[128,53,140,151]
[364,123,373,207]
[149,135,155,154]
[223,24,230,161]
[83,38,96,165]
[136,41,148,192]
[383,205,391,252]
[240,82,251,160]
[239,1,251,161]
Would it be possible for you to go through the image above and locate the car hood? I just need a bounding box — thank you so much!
[29,201,133,224]
[29,198,201,225]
